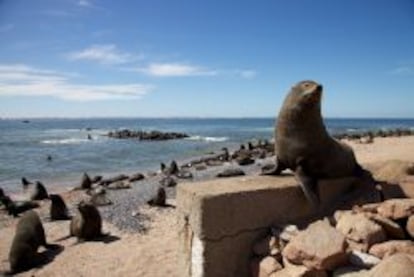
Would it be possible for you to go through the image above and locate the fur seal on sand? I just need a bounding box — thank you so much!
[31,181,49,201]
[70,201,103,241]
[8,210,53,273]
[21,177,32,189]
[147,187,166,207]
[264,80,363,207]
[1,196,39,217]
[49,194,71,220]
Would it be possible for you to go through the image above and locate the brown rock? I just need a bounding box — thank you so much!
[253,235,281,257]
[369,240,414,259]
[365,213,405,239]
[276,257,328,277]
[282,220,347,270]
[406,215,414,239]
[251,256,282,277]
[368,254,414,277]
[369,160,414,183]
[377,198,414,220]
[336,213,386,252]
[332,266,368,277]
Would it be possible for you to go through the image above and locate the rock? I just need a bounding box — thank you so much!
[369,240,414,259]
[251,256,283,277]
[377,198,414,220]
[335,213,386,252]
[348,250,381,269]
[407,215,414,239]
[283,220,348,270]
[253,235,281,257]
[216,168,245,178]
[366,213,405,239]
[206,160,224,167]
[272,224,299,244]
[352,203,380,214]
[80,173,92,189]
[332,266,368,277]
[368,254,414,277]
[107,129,189,141]
[276,257,328,277]
[159,176,177,187]
[129,173,145,182]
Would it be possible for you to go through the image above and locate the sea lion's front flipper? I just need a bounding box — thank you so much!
[261,157,286,175]
[295,164,320,208]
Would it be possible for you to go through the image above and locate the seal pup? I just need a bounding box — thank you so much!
[8,210,54,273]
[49,194,71,220]
[264,80,363,207]
[69,201,104,241]
[31,181,49,200]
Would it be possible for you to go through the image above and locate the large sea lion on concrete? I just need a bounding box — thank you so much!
[8,210,54,273]
[264,80,363,207]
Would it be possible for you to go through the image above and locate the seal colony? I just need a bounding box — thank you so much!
[266,80,364,207]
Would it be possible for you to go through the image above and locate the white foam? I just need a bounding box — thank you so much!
[186,136,228,142]
[41,138,90,145]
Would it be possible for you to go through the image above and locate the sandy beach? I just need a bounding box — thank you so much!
[1,135,414,276]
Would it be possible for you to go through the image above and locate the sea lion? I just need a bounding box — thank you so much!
[147,187,166,207]
[8,210,53,273]
[1,196,39,217]
[30,181,49,201]
[80,173,92,190]
[70,201,103,241]
[265,80,363,207]
[88,187,112,206]
[21,177,32,189]
[49,194,71,220]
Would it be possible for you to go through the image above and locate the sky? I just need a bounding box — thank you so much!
[0,0,413,118]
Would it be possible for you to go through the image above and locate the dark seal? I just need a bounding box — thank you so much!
[8,210,53,273]
[49,194,71,220]
[266,80,363,207]
[70,201,103,241]
[30,181,49,201]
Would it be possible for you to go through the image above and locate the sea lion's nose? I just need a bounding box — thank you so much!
[316,84,323,92]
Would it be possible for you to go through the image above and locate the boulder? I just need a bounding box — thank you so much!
[216,168,245,178]
[348,250,380,269]
[275,257,328,277]
[365,213,405,239]
[332,266,368,277]
[335,213,386,252]
[282,220,348,270]
[406,215,414,239]
[251,256,283,277]
[369,240,414,259]
[368,254,414,277]
[253,235,281,257]
[237,155,255,166]
[377,198,414,220]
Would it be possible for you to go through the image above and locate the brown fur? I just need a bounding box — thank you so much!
[70,201,103,240]
[50,194,70,220]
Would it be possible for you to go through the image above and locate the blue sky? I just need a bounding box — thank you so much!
[0,0,413,118]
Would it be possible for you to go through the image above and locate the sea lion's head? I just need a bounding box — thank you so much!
[290,80,323,107]
[77,200,95,215]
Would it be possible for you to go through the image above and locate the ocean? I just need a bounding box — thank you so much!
[1,117,414,193]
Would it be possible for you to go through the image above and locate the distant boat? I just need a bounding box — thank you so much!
[22,120,30,123]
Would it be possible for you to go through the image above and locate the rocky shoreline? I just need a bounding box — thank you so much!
[106,129,189,140]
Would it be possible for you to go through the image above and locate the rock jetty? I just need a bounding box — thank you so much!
[107,129,189,141]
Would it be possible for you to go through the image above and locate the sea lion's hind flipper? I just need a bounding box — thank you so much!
[261,157,286,175]
[295,164,320,208]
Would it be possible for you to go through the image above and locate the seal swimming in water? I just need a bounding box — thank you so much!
[264,80,363,207]
[8,210,54,273]
[49,194,71,220]
[69,201,103,241]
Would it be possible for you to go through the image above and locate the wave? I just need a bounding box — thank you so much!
[186,135,228,142]
[41,138,92,145]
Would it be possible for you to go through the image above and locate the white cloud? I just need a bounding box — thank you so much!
[390,65,414,76]
[78,0,92,7]
[0,64,154,101]
[67,44,139,65]
[237,70,257,79]
[0,24,14,33]
[131,63,217,77]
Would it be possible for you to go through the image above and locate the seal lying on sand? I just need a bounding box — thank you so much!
[8,211,54,273]
[1,196,39,217]
[264,80,363,207]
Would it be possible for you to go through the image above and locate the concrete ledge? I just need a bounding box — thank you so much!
[177,175,372,277]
